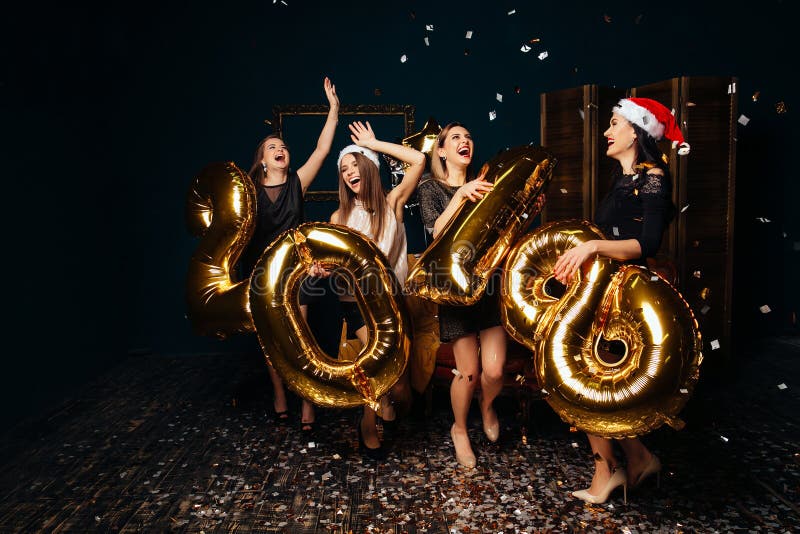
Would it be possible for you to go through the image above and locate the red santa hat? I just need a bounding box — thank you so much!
[613,97,690,155]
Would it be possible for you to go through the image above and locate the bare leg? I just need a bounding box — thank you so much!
[585,434,618,495]
[351,325,381,449]
[619,438,654,486]
[298,304,315,428]
[450,334,480,465]
[478,325,506,441]
[267,364,289,417]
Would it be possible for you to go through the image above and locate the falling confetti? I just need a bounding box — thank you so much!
[560,188,568,194]
[612,226,620,236]
[777,383,788,390]
[681,204,690,213]
[578,108,585,120]
[464,48,470,55]
[680,388,689,394]
[538,51,549,60]
[693,270,702,278]
[508,9,516,15]
[465,30,473,39]
[759,305,772,314]
[514,86,521,94]
[719,434,729,442]
[520,44,531,53]
[752,91,760,102]
[710,339,720,350]
[700,288,710,300]
[425,24,434,31]
[603,14,612,23]
[727,82,737,94]
[700,305,711,315]
[756,217,771,222]
[738,114,750,126]
[489,110,497,121]
[400,54,408,63]
[424,36,430,46]
[496,93,503,102]
[776,101,787,114]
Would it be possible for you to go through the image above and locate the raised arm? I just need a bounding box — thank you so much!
[296,77,339,192]
[348,121,425,223]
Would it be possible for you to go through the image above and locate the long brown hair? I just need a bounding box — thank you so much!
[337,152,388,241]
[248,133,286,183]
[430,122,475,185]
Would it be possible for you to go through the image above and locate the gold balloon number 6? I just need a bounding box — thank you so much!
[501,219,703,438]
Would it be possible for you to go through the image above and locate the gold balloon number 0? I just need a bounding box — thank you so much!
[501,220,703,438]
[248,223,411,412]
[185,163,410,410]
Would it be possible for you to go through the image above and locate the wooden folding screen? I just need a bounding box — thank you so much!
[540,76,738,363]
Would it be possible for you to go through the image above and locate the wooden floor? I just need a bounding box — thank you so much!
[0,337,798,533]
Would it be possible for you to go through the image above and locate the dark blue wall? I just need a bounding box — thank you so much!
[3,1,797,424]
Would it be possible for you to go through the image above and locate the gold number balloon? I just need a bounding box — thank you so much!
[402,116,441,157]
[502,219,703,438]
[248,222,411,412]
[185,161,256,338]
[406,145,556,305]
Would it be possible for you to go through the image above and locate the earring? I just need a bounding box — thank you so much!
[262,162,267,172]
[442,155,447,161]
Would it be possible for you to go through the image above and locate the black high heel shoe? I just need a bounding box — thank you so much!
[357,417,386,460]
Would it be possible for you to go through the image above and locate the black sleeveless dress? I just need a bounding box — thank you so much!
[239,171,304,277]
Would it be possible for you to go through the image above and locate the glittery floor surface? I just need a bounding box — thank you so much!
[0,336,797,533]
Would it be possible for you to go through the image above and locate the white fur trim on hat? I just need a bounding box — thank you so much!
[613,99,666,140]
[337,145,381,171]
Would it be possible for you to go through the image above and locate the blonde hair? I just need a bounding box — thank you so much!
[430,122,474,185]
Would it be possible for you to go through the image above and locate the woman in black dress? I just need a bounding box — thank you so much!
[553,97,689,504]
[417,123,506,469]
[240,77,339,432]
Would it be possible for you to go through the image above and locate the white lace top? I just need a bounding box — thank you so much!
[344,200,408,283]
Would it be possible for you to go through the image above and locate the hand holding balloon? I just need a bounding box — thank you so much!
[553,241,598,283]
[455,167,493,203]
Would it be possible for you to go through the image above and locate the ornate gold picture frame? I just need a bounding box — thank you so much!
[270,104,416,202]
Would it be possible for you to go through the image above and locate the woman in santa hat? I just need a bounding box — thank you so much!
[315,120,424,459]
[553,97,688,504]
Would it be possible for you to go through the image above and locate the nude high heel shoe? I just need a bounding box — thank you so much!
[450,424,476,469]
[631,454,661,489]
[479,393,499,443]
[572,468,628,504]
